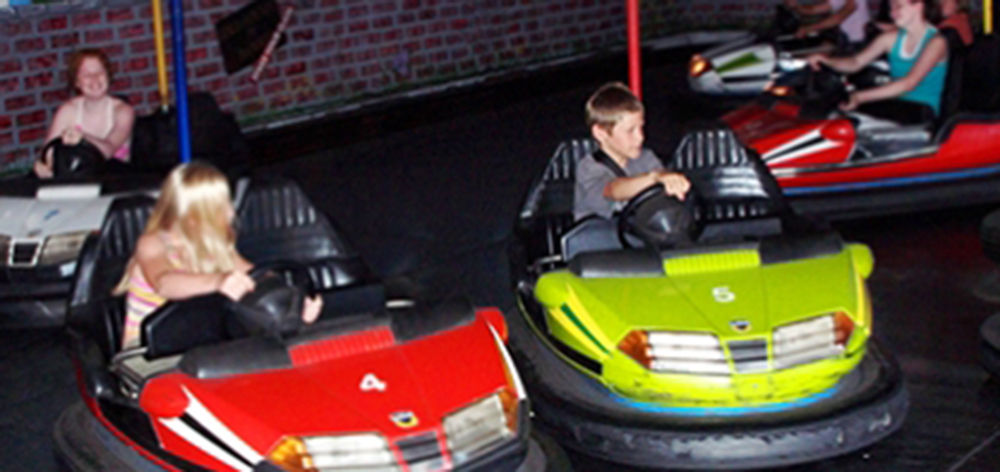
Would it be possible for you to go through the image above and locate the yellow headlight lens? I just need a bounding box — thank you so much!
[268,436,313,471]
[689,55,711,77]
[618,330,651,368]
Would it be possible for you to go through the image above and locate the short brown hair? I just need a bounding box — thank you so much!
[585,82,644,130]
[66,48,114,93]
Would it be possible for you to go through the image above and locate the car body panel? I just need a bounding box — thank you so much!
[131,312,521,471]
[0,190,111,239]
[723,99,1000,194]
[532,243,871,406]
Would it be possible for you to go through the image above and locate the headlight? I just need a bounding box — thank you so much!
[773,313,852,369]
[268,433,398,471]
[39,231,90,266]
[619,330,729,375]
[689,55,712,77]
[768,85,794,97]
[444,390,518,465]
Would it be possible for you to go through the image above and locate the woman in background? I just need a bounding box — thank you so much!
[35,48,135,178]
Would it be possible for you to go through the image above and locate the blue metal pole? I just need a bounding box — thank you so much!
[170,0,192,163]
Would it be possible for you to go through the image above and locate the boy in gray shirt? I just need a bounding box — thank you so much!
[573,82,690,221]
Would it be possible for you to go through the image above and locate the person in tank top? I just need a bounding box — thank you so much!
[35,48,134,178]
[115,163,324,350]
[805,0,948,125]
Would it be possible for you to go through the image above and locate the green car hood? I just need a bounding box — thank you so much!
[534,245,869,359]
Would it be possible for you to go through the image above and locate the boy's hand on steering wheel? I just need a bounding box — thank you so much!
[218,271,256,301]
[654,172,691,201]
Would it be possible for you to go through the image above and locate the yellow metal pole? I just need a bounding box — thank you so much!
[986,0,993,35]
[151,0,170,110]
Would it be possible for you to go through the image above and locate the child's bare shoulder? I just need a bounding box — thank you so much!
[134,233,168,260]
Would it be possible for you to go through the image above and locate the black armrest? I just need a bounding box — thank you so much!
[390,298,476,342]
[179,337,291,380]
[569,250,664,279]
[318,282,386,319]
[142,294,232,359]
[759,232,843,264]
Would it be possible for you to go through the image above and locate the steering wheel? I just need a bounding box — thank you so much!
[797,64,850,120]
[41,138,105,179]
[227,261,312,339]
[617,184,697,250]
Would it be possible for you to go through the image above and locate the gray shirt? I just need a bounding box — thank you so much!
[573,148,664,221]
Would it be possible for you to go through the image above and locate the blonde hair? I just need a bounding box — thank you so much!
[115,162,237,293]
[585,82,644,131]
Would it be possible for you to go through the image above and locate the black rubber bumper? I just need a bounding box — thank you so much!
[507,307,909,470]
[980,313,1000,377]
[0,273,70,328]
[54,402,166,472]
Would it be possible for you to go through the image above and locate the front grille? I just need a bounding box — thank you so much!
[11,241,41,266]
[773,316,842,369]
[728,338,768,373]
[396,432,445,472]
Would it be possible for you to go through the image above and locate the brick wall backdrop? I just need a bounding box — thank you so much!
[0,0,941,173]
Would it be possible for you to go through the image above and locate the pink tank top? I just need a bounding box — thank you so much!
[76,97,130,161]
[121,234,184,350]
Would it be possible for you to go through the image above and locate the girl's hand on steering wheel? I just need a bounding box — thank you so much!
[302,295,323,324]
[217,271,256,301]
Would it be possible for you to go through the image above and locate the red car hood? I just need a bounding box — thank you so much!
[722,101,856,169]
[139,317,515,466]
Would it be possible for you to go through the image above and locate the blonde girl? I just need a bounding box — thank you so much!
[117,163,321,349]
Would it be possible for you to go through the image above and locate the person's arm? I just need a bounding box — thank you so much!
[134,233,255,301]
[35,103,74,178]
[808,31,894,73]
[844,35,947,109]
[798,0,856,36]
[604,171,690,201]
[77,101,135,158]
[786,0,832,16]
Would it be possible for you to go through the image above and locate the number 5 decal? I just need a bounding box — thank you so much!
[712,286,735,303]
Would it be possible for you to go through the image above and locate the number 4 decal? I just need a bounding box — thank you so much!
[360,373,387,392]
[712,286,736,303]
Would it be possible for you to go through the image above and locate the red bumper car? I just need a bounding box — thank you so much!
[53,177,547,471]
[718,30,1000,218]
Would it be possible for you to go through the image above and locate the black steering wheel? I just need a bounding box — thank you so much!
[41,137,105,179]
[797,63,850,120]
[227,261,313,339]
[617,184,697,250]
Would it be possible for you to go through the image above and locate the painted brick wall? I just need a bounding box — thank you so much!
[0,0,896,173]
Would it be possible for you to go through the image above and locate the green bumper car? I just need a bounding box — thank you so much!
[508,131,908,469]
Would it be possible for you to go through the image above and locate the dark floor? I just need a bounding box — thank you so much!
[4,56,1000,471]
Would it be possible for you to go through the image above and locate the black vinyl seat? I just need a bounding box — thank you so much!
[65,177,387,396]
[516,139,598,268]
[515,131,795,273]
[66,195,155,398]
[236,177,386,316]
